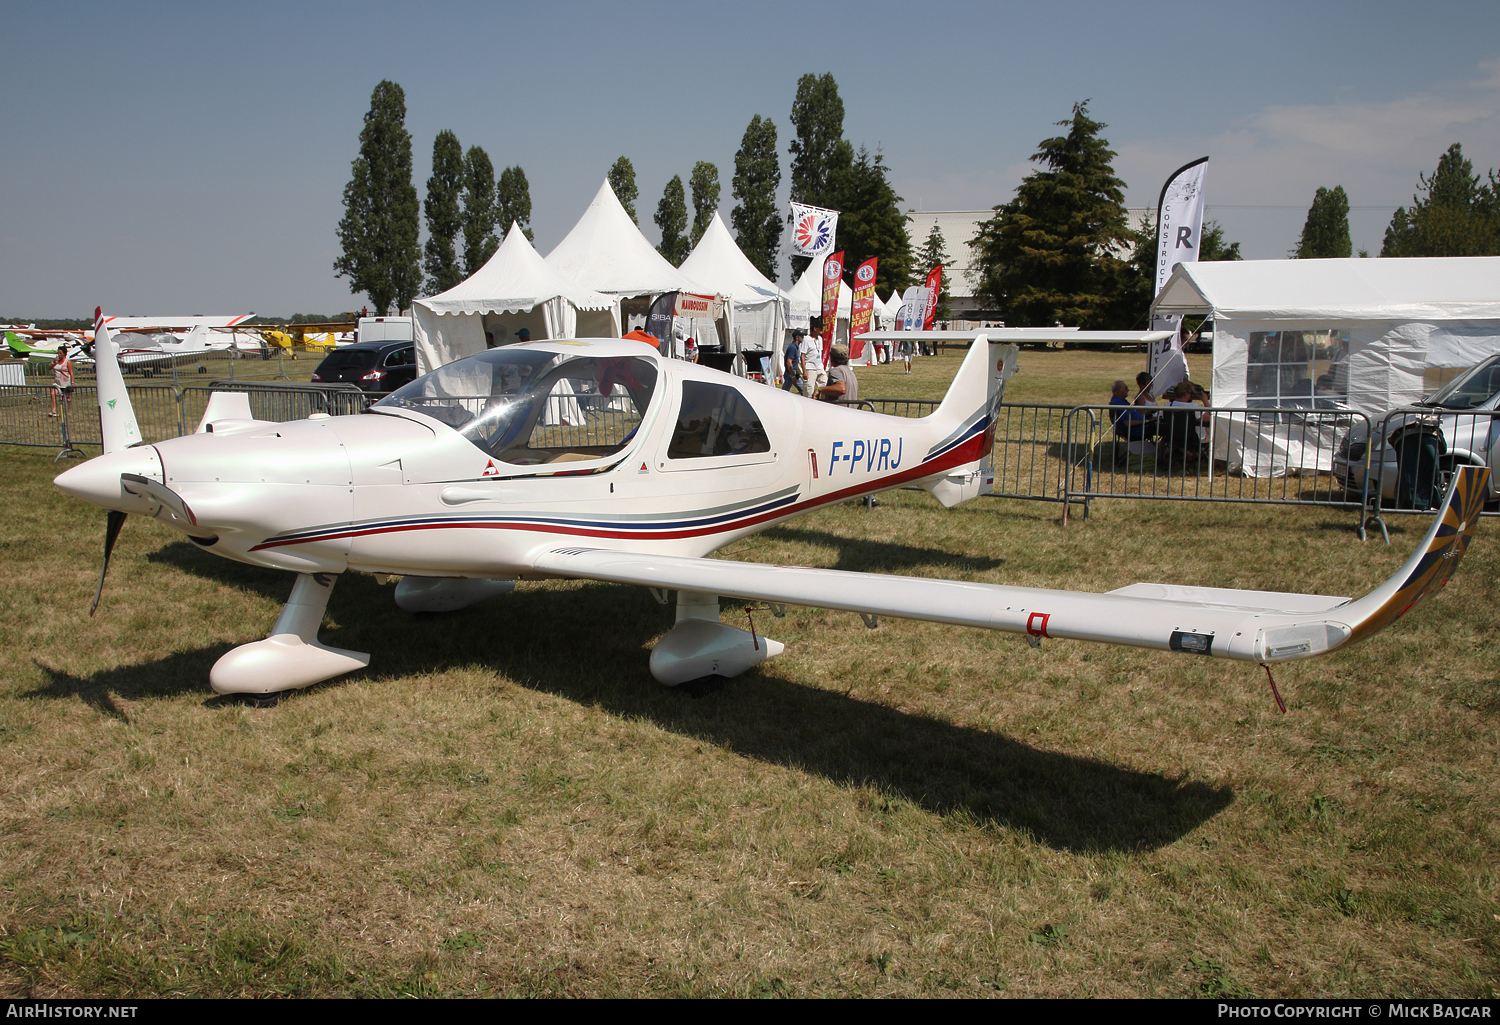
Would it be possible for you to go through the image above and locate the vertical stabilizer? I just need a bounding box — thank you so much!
[93,307,142,453]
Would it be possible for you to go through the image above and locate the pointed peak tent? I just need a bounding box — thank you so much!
[413,223,619,372]
[679,212,790,356]
[545,179,702,297]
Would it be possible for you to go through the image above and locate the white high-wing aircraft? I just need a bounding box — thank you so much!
[55,307,1488,700]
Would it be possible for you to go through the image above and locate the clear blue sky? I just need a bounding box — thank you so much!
[3,0,1498,317]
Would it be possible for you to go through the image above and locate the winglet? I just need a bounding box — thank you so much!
[93,306,143,453]
[1337,464,1489,646]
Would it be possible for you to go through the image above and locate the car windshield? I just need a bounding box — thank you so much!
[317,350,379,371]
[1424,355,1500,410]
[375,349,659,465]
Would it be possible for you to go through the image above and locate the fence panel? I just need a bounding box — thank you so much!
[1362,408,1500,542]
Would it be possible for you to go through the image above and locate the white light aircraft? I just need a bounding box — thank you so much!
[56,307,1487,700]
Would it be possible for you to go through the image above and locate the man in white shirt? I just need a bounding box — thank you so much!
[799,328,827,398]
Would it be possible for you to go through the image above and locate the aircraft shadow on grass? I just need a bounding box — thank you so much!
[35,539,1232,854]
[753,526,1005,575]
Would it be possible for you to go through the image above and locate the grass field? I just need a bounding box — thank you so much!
[1,350,1496,998]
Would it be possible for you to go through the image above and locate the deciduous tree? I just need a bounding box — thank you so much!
[732,115,782,280]
[655,175,690,266]
[496,165,533,243]
[968,101,1129,327]
[689,161,720,245]
[1382,143,1500,256]
[1295,185,1352,258]
[334,80,421,315]
[788,72,853,280]
[422,129,465,296]
[461,146,498,276]
[608,156,639,225]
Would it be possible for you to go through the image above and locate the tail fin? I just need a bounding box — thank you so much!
[93,306,143,453]
[920,334,1019,507]
[5,330,32,355]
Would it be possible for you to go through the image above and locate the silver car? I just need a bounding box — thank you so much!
[1334,354,1500,507]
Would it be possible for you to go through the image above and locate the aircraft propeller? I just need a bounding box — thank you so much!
[89,509,127,616]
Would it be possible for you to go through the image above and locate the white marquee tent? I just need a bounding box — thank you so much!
[1153,256,1500,475]
[785,254,852,354]
[678,212,789,355]
[411,223,616,374]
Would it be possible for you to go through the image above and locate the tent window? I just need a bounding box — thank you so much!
[1247,330,1349,408]
[668,382,770,459]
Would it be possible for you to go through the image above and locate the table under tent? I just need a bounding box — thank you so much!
[677,212,792,380]
[1154,256,1500,476]
[545,179,734,369]
[411,223,616,374]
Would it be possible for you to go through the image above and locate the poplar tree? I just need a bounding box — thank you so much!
[461,145,498,276]
[914,220,952,320]
[1295,185,1352,258]
[1381,143,1500,256]
[731,114,782,280]
[608,156,639,224]
[422,129,465,295]
[830,147,911,296]
[968,101,1129,327]
[787,72,854,280]
[689,161,720,245]
[655,175,690,266]
[334,80,421,315]
[496,165,533,242]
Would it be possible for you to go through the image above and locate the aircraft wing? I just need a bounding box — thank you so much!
[531,466,1488,665]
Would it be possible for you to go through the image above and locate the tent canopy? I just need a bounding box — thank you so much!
[1155,257,1500,322]
[545,179,701,297]
[786,254,851,316]
[678,212,787,308]
[419,222,613,317]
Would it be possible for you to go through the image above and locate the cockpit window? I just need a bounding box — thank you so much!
[376,350,658,465]
[668,381,770,459]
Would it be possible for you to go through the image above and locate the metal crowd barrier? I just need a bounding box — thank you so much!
[1059,404,1374,532]
[1361,407,1500,543]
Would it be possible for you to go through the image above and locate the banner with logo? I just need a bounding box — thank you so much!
[673,292,724,320]
[921,265,943,330]
[847,258,878,360]
[1149,156,1209,393]
[646,291,677,355]
[819,251,844,362]
[791,202,839,258]
[898,285,928,331]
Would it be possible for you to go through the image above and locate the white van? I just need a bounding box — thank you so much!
[356,316,414,344]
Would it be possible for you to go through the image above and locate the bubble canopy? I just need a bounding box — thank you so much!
[374,349,659,466]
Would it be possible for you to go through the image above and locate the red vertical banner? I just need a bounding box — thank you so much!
[921,265,943,330]
[847,257,878,360]
[819,251,844,365]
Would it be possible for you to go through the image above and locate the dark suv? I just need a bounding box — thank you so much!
[310,341,417,392]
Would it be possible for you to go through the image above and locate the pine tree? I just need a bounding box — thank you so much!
[968,101,1130,327]
[689,161,720,245]
[496,165,533,243]
[787,72,854,280]
[1102,214,1240,329]
[1382,143,1500,256]
[830,147,911,297]
[1200,221,1242,262]
[1295,185,1352,258]
[334,80,421,315]
[913,220,952,320]
[608,156,639,225]
[732,114,782,280]
[655,175,690,266]
[422,129,465,296]
[461,146,498,276]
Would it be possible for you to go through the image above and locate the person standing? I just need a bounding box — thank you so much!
[781,330,803,391]
[899,335,915,375]
[49,345,73,417]
[818,347,858,404]
[799,327,827,398]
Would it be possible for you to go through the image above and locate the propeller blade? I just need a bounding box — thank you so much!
[89,509,127,617]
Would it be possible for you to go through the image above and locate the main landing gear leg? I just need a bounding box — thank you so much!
[648,590,784,686]
[210,573,370,696]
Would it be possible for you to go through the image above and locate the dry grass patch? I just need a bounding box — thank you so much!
[1,364,1498,997]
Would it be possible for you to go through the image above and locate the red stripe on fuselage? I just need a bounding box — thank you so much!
[250,431,987,552]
